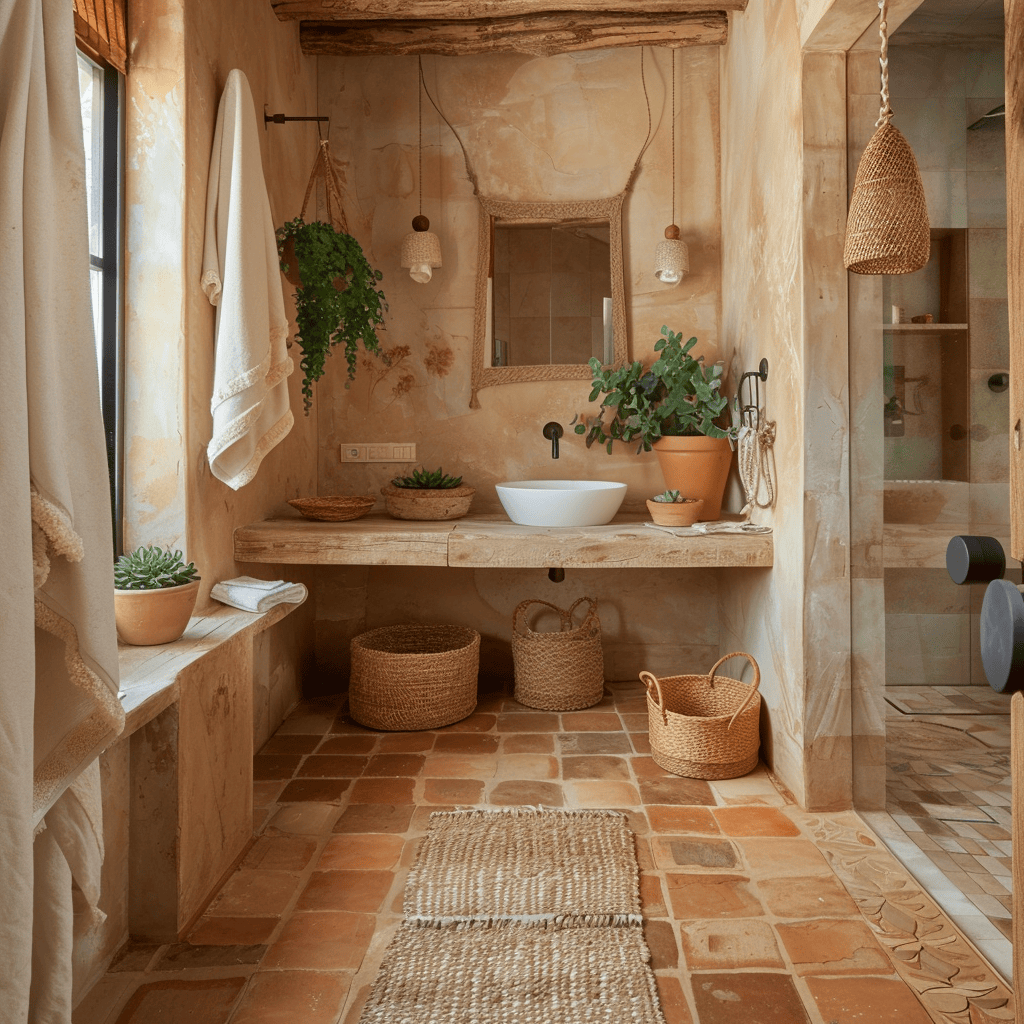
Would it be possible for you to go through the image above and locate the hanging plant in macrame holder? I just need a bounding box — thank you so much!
[844,0,930,275]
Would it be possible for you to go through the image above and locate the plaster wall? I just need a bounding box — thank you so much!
[312,49,730,685]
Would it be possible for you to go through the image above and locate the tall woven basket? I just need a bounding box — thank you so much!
[640,652,761,780]
[349,624,480,731]
[512,597,604,711]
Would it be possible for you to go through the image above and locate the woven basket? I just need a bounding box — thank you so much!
[381,484,475,521]
[350,624,480,731]
[640,652,761,780]
[287,495,375,521]
[512,598,604,711]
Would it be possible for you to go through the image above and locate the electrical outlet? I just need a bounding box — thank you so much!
[340,443,417,463]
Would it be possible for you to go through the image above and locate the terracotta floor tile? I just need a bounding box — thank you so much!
[488,780,564,806]
[432,734,500,754]
[263,911,376,970]
[242,837,319,872]
[206,869,303,917]
[332,803,415,834]
[111,978,246,1024]
[348,777,415,804]
[643,920,678,969]
[638,778,716,806]
[410,804,454,832]
[496,712,561,732]
[341,983,373,1024]
[560,712,621,731]
[562,755,630,780]
[640,873,667,915]
[805,976,935,1023]
[253,755,302,781]
[155,943,266,970]
[501,733,555,753]
[665,874,764,919]
[363,754,428,777]
[422,778,485,804]
[777,918,892,975]
[621,713,649,731]
[680,920,784,970]
[494,753,559,779]
[653,837,739,870]
[421,754,498,779]
[278,779,352,803]
[654,974,694,1024]
[630,756,675,779]
[230,971,351,1024]
[265,803,339,836]
[329,714,381,735]
[439,712,498,732]
[558,732,632,754]
[570,781,640,807]
[646,806,720,835]
[318,833,405,870]
[374,733,435,753]
[317,735,379,755]
[690,972,811,1024]
[187,917,279,946]
[275,710,335,735]
[712,806,801,836]
[107,941,160,972]
[631,733,652,754]
[295,870,395,913]
[738,838,833,877]
[756,875,860,918]
[296,755,369,779]
[252,780,286,808]
[258,734,322,756]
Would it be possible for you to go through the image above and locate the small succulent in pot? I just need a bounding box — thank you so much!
[391,466,463,490]
[652,489,692,503]
[114,546,201,590]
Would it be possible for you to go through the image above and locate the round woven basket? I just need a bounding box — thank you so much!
[640,652,761,780]
[349,624,480,731]
[287,495,375,521]
[512,598,604,711]
[381,484,475,521]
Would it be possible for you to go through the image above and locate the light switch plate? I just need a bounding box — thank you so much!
[340,443,417,463]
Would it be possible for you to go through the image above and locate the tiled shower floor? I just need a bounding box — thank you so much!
[74,680,1012,1024]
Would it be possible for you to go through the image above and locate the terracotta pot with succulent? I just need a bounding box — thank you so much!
[646,490,705,527]
[381,467,475,521]
[113,546,201,646]
[576,326,737,520]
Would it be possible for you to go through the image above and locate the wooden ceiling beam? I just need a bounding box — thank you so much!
[273,0,747,21]
[299,11,729,56]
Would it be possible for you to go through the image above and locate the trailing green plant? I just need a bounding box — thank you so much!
[114,546,200,590]
[391,466,463,490]
[277,217,387,412]
[652,489,688,503]
[574,326,736,454]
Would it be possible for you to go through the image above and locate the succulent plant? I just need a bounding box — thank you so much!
[391,466,463,490]
[652,489,687,503]
[114,546,200,590]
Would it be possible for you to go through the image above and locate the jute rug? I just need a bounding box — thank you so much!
[358,808,666,1024]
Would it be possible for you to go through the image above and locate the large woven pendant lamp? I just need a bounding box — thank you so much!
[844,0,930,275]
[401,56,442,284]
[654,49,689,285]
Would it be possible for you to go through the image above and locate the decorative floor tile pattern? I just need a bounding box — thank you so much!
[75,682,1012,1024]
[885,684,1012,716]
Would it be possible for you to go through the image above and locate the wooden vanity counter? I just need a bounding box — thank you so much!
[234,511,773,569]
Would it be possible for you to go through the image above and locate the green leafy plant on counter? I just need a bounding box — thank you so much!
[391,467,464,490]
[276,217,387,413]
[114,546,200,590]
[574,326,737,454]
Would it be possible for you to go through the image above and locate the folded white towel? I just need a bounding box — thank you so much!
[211,576,308,614]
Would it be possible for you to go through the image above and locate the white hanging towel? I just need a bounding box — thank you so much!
[202,69,293,490]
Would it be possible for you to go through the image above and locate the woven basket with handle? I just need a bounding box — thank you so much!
[640,652,761,780]
[349,624,480,731]
[512,597,604,711]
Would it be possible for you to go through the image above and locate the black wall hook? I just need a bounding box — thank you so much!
[737,358,769,429]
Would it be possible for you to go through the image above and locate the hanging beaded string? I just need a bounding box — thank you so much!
[876,0,894,128]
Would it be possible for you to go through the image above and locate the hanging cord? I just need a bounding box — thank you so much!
[738,418,777,514]
[670,49,676,226]
[875,0,894,128]
[419,61,479,194]
[624,46,655,193]
[417,55,424,218]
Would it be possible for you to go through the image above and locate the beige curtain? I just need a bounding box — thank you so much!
[71,0,126,73]
[0,0,125,1018]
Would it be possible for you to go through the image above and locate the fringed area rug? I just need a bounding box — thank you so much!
[359,808,666,1024]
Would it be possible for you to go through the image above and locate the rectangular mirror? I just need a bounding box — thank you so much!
[470,194,628,405]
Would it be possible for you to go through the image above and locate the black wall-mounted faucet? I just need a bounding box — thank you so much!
[542,422,563,459]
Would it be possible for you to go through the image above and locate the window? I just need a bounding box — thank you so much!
[77,51,124,553]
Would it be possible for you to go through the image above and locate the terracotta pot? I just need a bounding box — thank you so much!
[646,497,704,527]
[381,484,475,521]
[652,436,733,520]
[113,579,200,646]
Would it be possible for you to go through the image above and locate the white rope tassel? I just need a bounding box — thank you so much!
[738,419,777,514]
[875,0,893,128]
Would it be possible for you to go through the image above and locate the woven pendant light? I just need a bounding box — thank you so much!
[844,0,930,275]
[654,50,688,285]
[401,57,442,284]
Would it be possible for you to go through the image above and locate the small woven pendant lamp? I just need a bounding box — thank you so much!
[401,56,442,284]
[844,0,930,275]
[654,49,688,285]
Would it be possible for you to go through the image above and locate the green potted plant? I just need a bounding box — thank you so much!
[576,326,738,520]
[277,217,387,413]
[381,466,475,521]
[646,489,705,527]
[113,546,201,646]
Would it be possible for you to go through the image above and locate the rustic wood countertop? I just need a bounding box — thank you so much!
[234,511,773,569]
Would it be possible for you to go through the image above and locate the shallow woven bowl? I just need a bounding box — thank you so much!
[288,495,376,522]
[381,484,475,521]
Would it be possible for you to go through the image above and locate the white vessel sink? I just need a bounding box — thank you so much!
[495,479,627,527]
